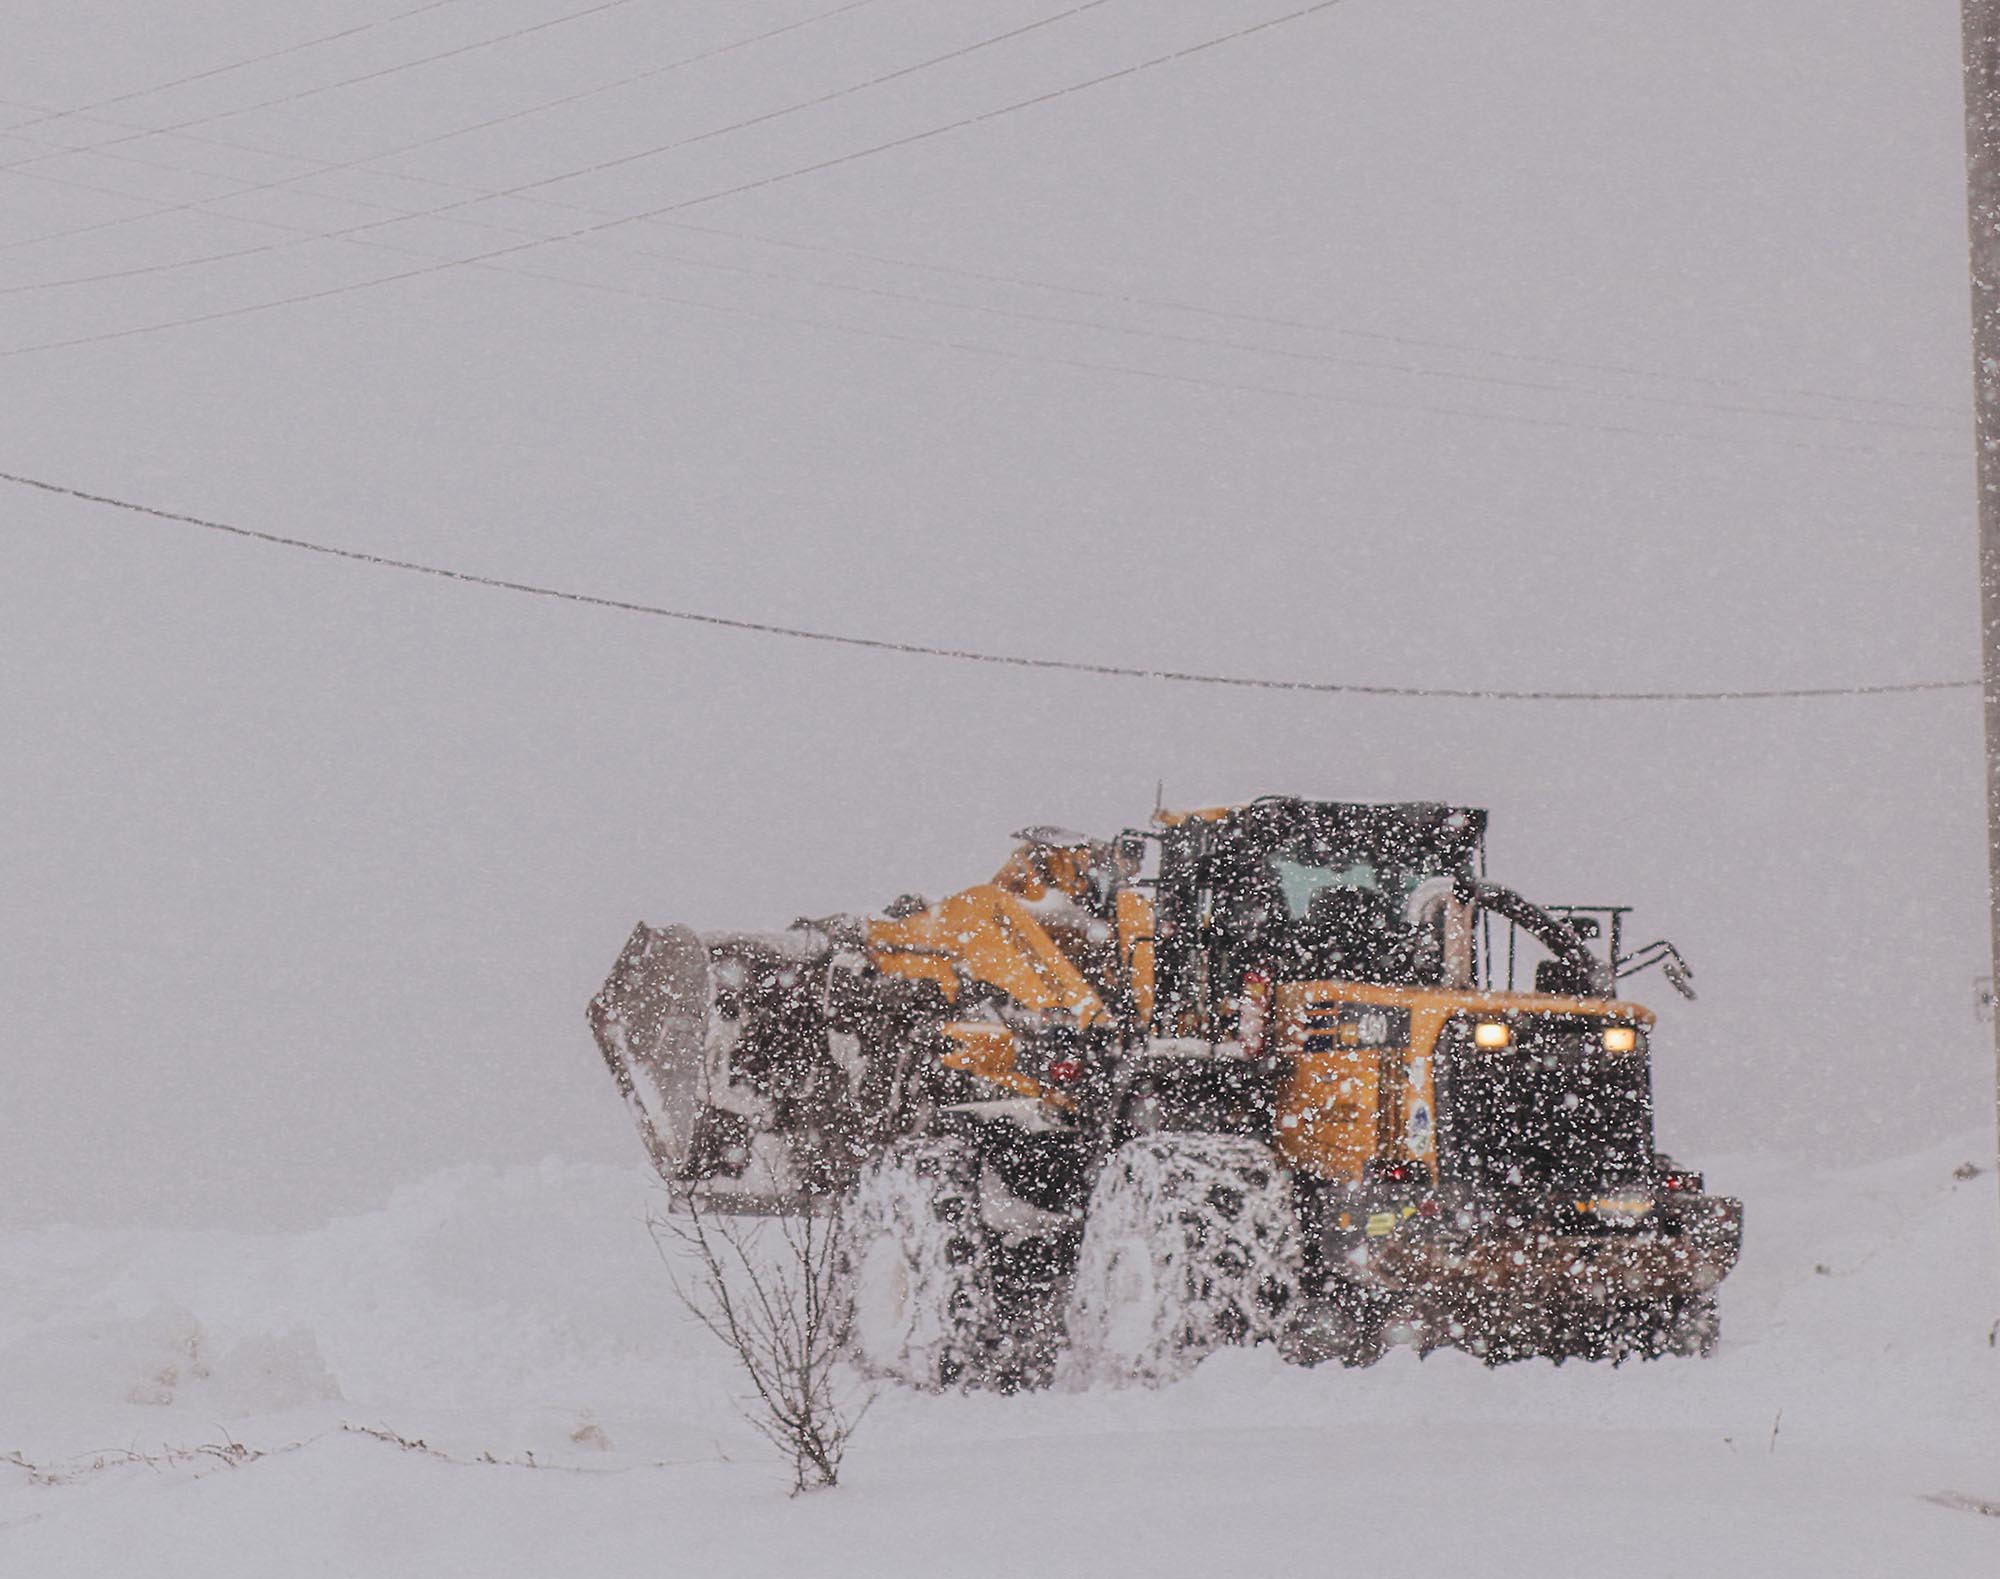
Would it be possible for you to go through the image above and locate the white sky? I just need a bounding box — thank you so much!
[1,0,1990,1227]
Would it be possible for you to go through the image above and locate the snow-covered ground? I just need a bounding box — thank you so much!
[4,1140,1995,1577]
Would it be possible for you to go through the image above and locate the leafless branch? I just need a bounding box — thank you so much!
[0,1435,304,1487]
[651,1189,871,1494]
[2,1427,715,1490]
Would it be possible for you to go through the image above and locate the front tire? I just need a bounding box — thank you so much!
[836,1137,994,1388]
[1062,1135,1300,1386]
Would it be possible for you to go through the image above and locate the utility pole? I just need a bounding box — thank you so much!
[1961,0,2000,1185]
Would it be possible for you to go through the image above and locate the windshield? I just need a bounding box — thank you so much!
[1219,833,1465,988]
[1151,802,1487,1011]
[1270,850,1445,919]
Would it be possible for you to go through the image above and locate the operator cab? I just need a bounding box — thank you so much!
[1148,799,1488,1028]
[1142,798,1663,1033]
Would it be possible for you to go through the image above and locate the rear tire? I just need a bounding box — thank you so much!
[836,1137,994,1389]
[1062,1135,1300,1386]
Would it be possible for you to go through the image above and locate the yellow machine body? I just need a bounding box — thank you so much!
[1267,980,1655,1182]
[849,820,1659,1189]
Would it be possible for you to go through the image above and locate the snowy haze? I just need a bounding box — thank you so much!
[1,0,1991,1230]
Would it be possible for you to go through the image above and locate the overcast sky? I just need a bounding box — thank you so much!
[1,0,1989,1228]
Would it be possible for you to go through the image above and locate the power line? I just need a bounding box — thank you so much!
[503,227,1964,436]
[383,0,1122,219]
[640,218,1963,421]
[0,178,1959,463]
[616,0,1365,220]
[0,148,1952,455]
[0,0,478,134]
[368,222,1966,459]
[0,2,1129,307]
[0,106,1963,435]
[562,245,1965,440]
[0,114,1960,443]
[2,0,1119,253]
[21,0,1347,225]
[0,0,1021,299]
[0,27,1953,422]
[0,1,1370,359]
[0,189,1963,461]
[0,0,643,174]
[0,167,1955,440]
[0,0,892,259]
[0,0,1961,450]
[1,100,1953,423]
[0,1,1147,298]
[1,467,1975,703]
[0,0,1888,458]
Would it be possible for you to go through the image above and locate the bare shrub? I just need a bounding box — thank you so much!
[653,1193,869,1494]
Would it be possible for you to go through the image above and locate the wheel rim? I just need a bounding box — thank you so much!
[1097,1247,1162,1364]
[852,1235,916,1366]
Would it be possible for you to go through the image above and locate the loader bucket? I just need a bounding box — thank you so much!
[588,923,714,1186]
[588,922,882,1210]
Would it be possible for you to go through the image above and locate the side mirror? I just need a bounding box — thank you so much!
[1611,938,1698,1001]
[1662,956,1697,1001]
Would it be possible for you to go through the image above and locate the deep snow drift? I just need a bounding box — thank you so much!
[3,1139,1995,1577]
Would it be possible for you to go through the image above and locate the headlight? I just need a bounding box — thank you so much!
[1575,1193,1655,1223]
[1601,1025,1639,1053]
[1472,1020,1511,1049]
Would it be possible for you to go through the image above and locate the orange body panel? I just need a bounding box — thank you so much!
[937,1021,1043,1098]
[1271,981,1656,1182]
[1116,890,1155,1022]
[866,885,1108,1026]
[1278,1046,1382,1178]
[858,842,1140,1100]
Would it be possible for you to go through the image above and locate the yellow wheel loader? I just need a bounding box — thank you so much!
[588,798,1740,1382]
